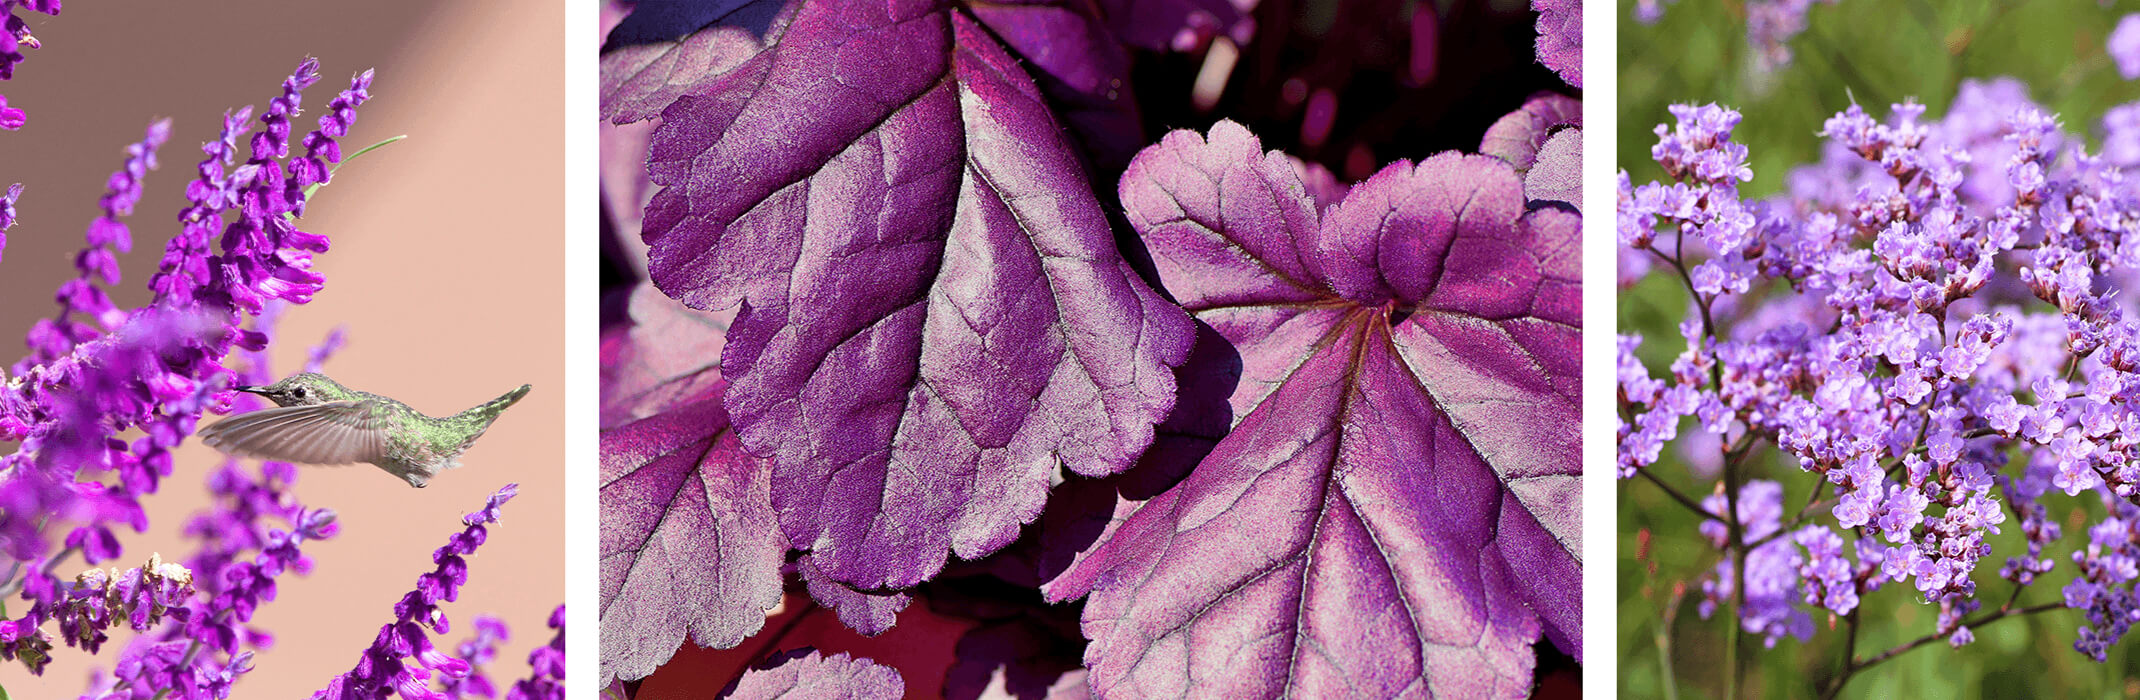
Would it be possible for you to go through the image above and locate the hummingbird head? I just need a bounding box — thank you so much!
[238,372,353,407]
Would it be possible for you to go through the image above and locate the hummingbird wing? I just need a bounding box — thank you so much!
[197,400,393,466]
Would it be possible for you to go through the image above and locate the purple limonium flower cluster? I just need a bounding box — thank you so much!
[499,606,562,700]
[1620,81,2140,674]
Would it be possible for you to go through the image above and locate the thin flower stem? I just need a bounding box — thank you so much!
[1821,600,2064,698]
[1818,608,1863,700]
[1720,376,1747,700]
[1652,222,1743,698]
[1648,245,1723,373]
[1723,572,1740,700]
[0,544,82,599]
[147,604,238,700]
[293,134,406,206]
[1634,467,1715,519]
[1724,488,1745,700]
[0,561,22,599]
[1653,583,1686,700]
[1758,474,1832,550]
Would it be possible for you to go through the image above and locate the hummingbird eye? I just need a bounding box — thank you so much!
[292,387,307,400]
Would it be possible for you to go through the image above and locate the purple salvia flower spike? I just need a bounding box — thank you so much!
[0,181,22,262]
[311,484,518,699]
[437,615,507,699]
[290,69,373,217]
[500,606,563,700]
[0,0,61,130]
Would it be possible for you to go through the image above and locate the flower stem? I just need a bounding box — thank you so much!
[1820,600,2064,698]
[1652,583,1684,700]
[1634,467,1713,519]
[293,134,407,205]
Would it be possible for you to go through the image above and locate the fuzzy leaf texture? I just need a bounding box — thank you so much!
[599,381,785,686]
[1479,93,1580,179]
[607,0,1196,596]
[600,281,729,428]
[720,649,905,700]
[1533,0,1581,88]
[1477,93,1583,213]
[1044,121,1581,697]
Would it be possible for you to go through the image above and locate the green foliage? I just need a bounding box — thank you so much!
[1620,0,2140,198]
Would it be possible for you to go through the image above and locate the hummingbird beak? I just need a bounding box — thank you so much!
[236,385,271,396]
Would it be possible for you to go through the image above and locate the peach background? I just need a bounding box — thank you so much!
[0,1,564,696]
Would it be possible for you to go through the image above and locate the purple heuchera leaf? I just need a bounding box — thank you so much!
[799,557,911,636]
[966,1,1143,173]
[630,0,1194,593]
[600,281,730,427]
[1526,127,1581,211]
[1287,154,1349,213]
[1044,121,1581,696]
[599,6,784,124]
[720,649,905,700]
[603,0,790,48]
[1480,92,1581,171]
[603,0,1144,174]
[1533,0,1580,88]
[599,383,785,685]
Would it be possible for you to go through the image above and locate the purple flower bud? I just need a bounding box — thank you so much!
[2113,15,2140,80]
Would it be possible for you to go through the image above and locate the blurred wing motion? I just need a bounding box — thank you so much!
[198,401,393,465]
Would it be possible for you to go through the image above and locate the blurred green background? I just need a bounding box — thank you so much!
[1620,0,2140,698]
[1621,0,2140,196]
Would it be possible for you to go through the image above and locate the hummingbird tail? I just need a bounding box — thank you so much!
[491,384,532,411]
[456,383,531,422]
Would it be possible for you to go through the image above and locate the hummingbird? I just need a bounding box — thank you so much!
[196,373,531,488]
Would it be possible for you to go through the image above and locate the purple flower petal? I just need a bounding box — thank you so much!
[2113,14,2140,80]
[1046,122,1580,695]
